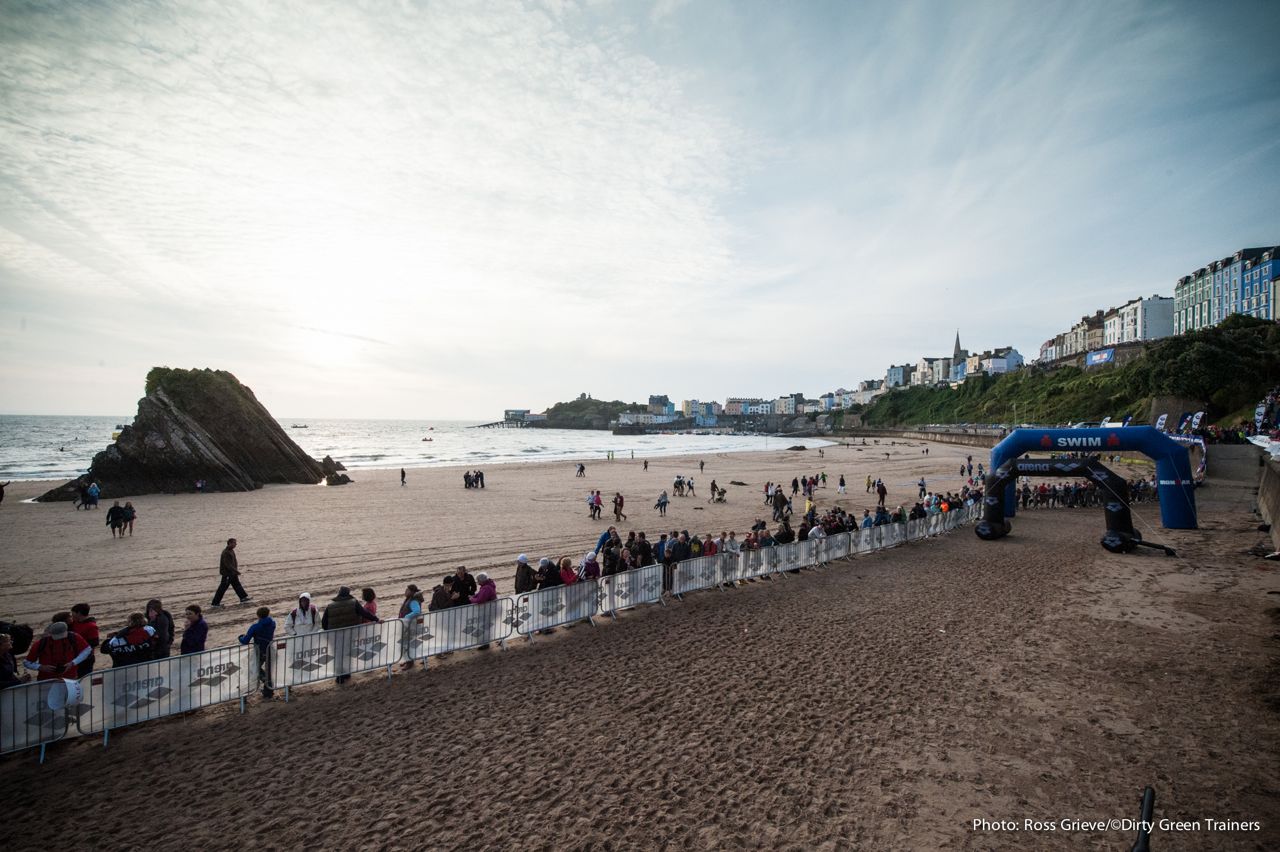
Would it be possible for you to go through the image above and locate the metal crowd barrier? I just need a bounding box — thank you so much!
[737,546,777,580]
[0,679,66,761]
[77,644,257,743]
[4,500,984,759]
[512,581,599,636]
[273,619,403,700]
[405,599,513,662]
[672,554,727,597]
[600,563,665,618]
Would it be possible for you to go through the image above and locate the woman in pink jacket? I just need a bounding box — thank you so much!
[470,573,497,604]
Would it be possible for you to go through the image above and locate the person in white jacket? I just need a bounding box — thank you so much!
[284,592,321,636]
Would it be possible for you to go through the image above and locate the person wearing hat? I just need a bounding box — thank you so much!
[285,592,321,636]
[535,557,561,590]
[24,620,92,681]
[514,554,537,594]
[321,587,378,684]
[579,551,601,581]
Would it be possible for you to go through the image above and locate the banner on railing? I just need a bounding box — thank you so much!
[78,644,256,735]
[273,620,402,690]
[600,563,665,615]
[0,679,68,755]
[672,554,724,596]
[827,531,851,560]
[737,547,775,580]
[406,599,512,660]
[511,581,599,635]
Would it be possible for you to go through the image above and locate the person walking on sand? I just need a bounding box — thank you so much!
[865,475,872,493]
[105,501,126,538]
[211,538,252,607]
[401,468,406,486]
[122,502,137,535]
[838,474,846,495]
[686,477,696,498]
[655,489,669,516]
[612,492,627,522]
[876,479,888,508]
[699,460,705,473]
[643,459,648,471]
[0,480,9,506]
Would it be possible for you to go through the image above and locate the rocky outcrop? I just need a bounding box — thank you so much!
[38,367,335,501]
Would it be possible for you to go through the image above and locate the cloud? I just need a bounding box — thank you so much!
[2,0,1278,417]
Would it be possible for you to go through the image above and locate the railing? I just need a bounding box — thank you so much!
[2,502,981,758]
[78,644,257,742]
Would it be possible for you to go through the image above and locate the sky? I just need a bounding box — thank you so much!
[2,0,1278,419]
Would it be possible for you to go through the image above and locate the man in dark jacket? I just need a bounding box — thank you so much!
[322,586,378,684]
[427,577,455,611]
[146,599,175,658]
[535,558,561,589]
[450,567,477,605]
[211,538,251,607]
[513,554,537,594]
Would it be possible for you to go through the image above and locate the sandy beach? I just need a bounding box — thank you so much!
[1,439,979,648]
[1,440,1277,851]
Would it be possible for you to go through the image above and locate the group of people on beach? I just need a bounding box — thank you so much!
[463,469,485,488]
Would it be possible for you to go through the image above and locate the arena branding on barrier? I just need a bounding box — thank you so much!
[511,581,599,635]
[672,554,725,597]
[600,563,665,617]
[77,644,256,738]
[406,599,512,661]
[0,679,67,758]
[273,619,403,697]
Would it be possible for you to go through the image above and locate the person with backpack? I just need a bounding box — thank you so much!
[24,621,92,681]
[284,592,321,636]
[146,599,175,658]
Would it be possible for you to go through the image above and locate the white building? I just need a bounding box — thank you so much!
[1116,295,1174,343]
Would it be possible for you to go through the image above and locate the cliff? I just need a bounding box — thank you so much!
[39,367,331,500]
[861,315,1280,428]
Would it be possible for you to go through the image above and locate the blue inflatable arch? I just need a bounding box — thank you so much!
[989,427,1197,529]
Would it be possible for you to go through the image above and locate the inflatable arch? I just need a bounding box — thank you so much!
[975,457,1166,553]
[987,427,1197,530]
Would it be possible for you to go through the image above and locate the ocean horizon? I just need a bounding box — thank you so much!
[0,415,834,481]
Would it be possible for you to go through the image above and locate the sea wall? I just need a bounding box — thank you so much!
[842,428,1001,450]
[1257,456,1280,551]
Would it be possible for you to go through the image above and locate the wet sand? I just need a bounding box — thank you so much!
[0,442,1276,851]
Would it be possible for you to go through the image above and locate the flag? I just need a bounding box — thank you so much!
[1256,403,1267,430]
[1154,413,1168,431]
[1190,411,1205,430]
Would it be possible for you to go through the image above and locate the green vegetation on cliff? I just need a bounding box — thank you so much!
[862,316,1280,427]
[537,397,645,429]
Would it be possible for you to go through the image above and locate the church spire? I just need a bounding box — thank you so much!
[953,330,964,361]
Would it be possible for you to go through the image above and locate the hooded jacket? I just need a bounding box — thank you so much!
[147,600,175,657]
[285,601,322,635]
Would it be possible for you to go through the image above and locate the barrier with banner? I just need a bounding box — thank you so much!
[405,599,512,661]
[3,498,983,759]
[737,547,777,580]
[672,554,726,596]
[0,679,67,758]
[511,581,599,636]
[77,644,256,738]
[600,563,665,617]
[273,620,403,697]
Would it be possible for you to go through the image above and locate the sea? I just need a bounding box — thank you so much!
[0,415,833,481]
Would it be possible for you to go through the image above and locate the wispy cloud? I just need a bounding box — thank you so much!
[1,0,1278,416]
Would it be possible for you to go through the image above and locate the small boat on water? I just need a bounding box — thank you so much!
[422,437,433,441]
[291,424,308,429]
